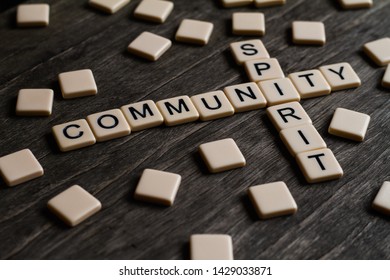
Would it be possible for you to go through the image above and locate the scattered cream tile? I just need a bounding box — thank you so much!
[223,82,267,112]
[258,77,300,106]
[156,96,199,126]
[230,39,270,65]
[382,64,390,89]
[244,58,284,82]
[190,234,233,260]
[121,100,163,131]
[254,0,285,7]
[232,12,265,36]
[58,69,97,99]
[292,21,326,45]
[372,182,390,216]
[319,62,361,91]
[339,0,373,9]
[221,0,253,8]
[134,0,173,23]
[16,89,53,116]
[328,108,370,141]
[128,31,172,61]
[89,0,130,14]
[363,38,390,66]
[289,70,331,99]
[175,19,214,45]
[191,91,234,121]
[17,4,49,27]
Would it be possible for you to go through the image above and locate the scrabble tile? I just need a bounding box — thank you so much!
[339,0,373,9]
[190,234,233,260]
[382,64,390,88]
[47,185,101,227]
[58,69,97,99]
[254,0,285,7]
[248,181,297,219]
[363,38,390,66]
[244,58,284,82]
[156,96,199,126]
[0,149,43,187]
[296,148,343,183]
[89,0,130,14]
[199,138,246,173]
[232,12,265,36]
[288,70,331,99]
[120,100,163,131]
[191,91,234,121]
[16,89,53,116]
[175,19,214,45]
[280,124,327,157]
[87,109,131,142]
[292,21,326,46]
[52,119,96,152]
[127,32,172,61]
[328,108,370,141]
[134,0,173,23]
[17,4,49,27]
[223,82,267,112]
[221,0,252,8]
[319,62,361,91]
[134,169,181,206]
[266,101,312,132]
[230,39,270,65]
[372,182,390,216]
[258,77,300,106]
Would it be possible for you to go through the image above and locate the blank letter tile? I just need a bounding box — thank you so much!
[221,0,253,8]
[16,89,53,116]
[134,169,181,206]
[156,96,199,126]
[199,138,246,173]
[254,0,285,7]
[58,69,97,99]
[224,82,267,112]
[52,119,96,152]
[17,4,49,27]
[0,149,43,187]
[191,91,234,121]
[289,70,331,99]
[244,58,284,82]
[319,62,361,91]
[372,182,390,216]
[292,21,326,45]
[363,38,390,66]
[47,185,101,227]
[382,64,390,89]
[121,100,163,131]
[339,0,373,9]
[128,32,172,61]
[230,39,269,65]
[296,148,343,183]
[175,19,214,45]
[248,181,297,219]
[134,0,173,23]
[190,234,233,260]
[328,108,370,141]
[87,109,130,142]
[258,77,300,106]
[232,12,265,36]
[89,0,130,14]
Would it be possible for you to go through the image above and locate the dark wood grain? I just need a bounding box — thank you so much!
[0,0,389,260]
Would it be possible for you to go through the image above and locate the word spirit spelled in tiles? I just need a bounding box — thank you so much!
[372,182,390,216]
[127,32,172,61]
[254,0,285,7]
[156,96,199,126]
[17,4,49,27]
[232,13,265,36]
[363,37,390,66]
[175,19,214,45]
[230,39,270,65]
[58,69,97,99]
[89,0,130,14]
[134,0,174,23]
[319,62,361,91]
[221,0,253,8]
[244,58,284,82]
[292,21,326,46]
[120,100,164,131]
[288,70,331,99]
[383,64,390,89]
[16,89,54,116]
[223,82,267,112]
[191,91,234,121]
[190,234,233,260]
[328,108,370,141]
[258,77,301,106]
[339,0,373,9]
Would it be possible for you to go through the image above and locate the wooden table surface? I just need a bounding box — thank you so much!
[0,0,389,260]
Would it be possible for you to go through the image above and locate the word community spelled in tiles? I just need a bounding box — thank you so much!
[88,0,130,14]
[296,148,343,183]
[372,182,390,216]
[244,58,284,82]
[221,0,253,8]
[120,100,164,131]
[383,64,390,89]
[289,70,331,99]
[156,96,199,126]
[16,89,54,116]
[190,234,233,260]
[328,108,370,141]
[248,181,297,219]
[230,39,270,65]
[134,0,174,23]
[292,21,326,46]
[363,38,390,66]
[199,138,246,173]
[258,77,300,106]
[339,0,373,9]
[223,82,267,112]
[47,185,102,227]
[175,19,214,45]
[134,169,181,206]
[0,149,44,187]
[191,91,234,121]
[52,119,97,152]
[254,0,286,7]
[17,4,49,27]
[232,12,265,36]
[319,62,361,91]
[58,69,97,99]
[127,32,172,61]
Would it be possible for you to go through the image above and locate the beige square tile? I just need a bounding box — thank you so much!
[87,109,131,142]
[382,64,390,89]
[17,4,49,27]
[289,70,331,99]
[52,119,96,152]
[0,149,43,187]
[221,0,253,7]
[292,21,326,45]
[134,0,173,23]
[47,185,102,227]
[191,91,234,121]
[89,0,130,14]
[319,62,361,91]
[16,89,53,116]
[328,108,370,141]
[127,32,172,61]
[134,169,181,206]
[230,39,270,65]
[190,234,233,260]
[223,82,267,112]
[280,124,327,157]
[232,13,265,36]
[156,96,199,126]
[58,69,97,99]
[363,38,390,66]
[248,181,297,219]
[339,0,373,9]
[254,0,285,7]
[266,101,312,132]
[372,182,390,216]
[258,77,300,106]
[175,19,214,45]
[244,58,284,82]
[121,100,163,131]
[199,138,246,173]
[296,148,343,183]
